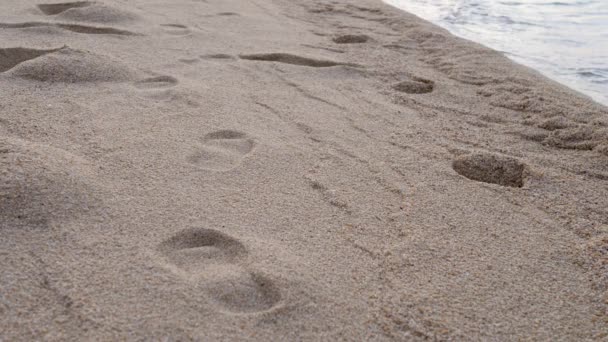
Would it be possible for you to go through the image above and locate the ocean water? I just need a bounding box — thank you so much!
[384,0,608,106]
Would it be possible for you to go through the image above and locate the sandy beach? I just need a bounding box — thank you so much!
[1,0,607,340]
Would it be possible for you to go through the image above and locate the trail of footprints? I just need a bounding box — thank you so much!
[0,0,446,318]
[1,0,581,329]
[157,228,281,314]
[235,33,435,95]
[0,2,437,96]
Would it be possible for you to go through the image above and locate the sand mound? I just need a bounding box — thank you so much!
[38,1,138,23]
[7,47,134,83]
[0,137,94,228]
[57,4,139,23]
[453,152,528,187]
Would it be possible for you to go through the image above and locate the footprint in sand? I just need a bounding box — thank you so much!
[202,267,281,314]
[200,53,236,61]
[37,1,93,15]
[157,228,247,271]
[332,34,369,44]
[157,228,281,314]
[188,130,255,171]
[134,75,178,89]
[392,77,435,94]
[160,24,191,36]
[216,12,240,17]
[239,53,353,68]
[452,152,528,188]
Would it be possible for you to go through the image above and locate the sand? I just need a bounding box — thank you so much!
[1,0,607,340]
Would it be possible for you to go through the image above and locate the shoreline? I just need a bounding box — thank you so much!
[378,0,608,108]
[1,0,607,340]
[382,0,608,107]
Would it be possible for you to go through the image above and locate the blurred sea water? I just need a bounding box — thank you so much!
[384,0,608,106]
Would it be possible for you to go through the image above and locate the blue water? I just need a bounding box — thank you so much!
[384,0,608,106]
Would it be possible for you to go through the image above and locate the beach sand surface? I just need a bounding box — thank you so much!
[1,0,607,340]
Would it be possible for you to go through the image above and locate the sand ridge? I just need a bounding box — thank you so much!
[0,0,607,340]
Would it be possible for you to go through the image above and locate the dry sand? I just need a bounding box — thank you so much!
[1,0,607,340]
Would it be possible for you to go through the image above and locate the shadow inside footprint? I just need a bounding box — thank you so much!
[134,75,178,89]
[239,53,348,68]
[0,47,60,72]
[204,270,281,314]
[158,228,247,270]
[332,34,369,44]
[200,53,235,60]
[0,22,137,36]
[161,24,191,36]
[452,153,527,188]
[393,77,434,94]
[188,130,255,171]
[37,1,93,15]
[217,12,239,16]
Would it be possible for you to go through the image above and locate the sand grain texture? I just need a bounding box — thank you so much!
[1,0,607,340]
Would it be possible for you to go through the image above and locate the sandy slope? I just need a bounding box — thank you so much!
[0,0,607,340]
